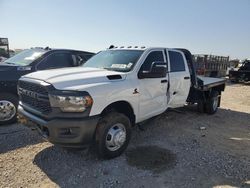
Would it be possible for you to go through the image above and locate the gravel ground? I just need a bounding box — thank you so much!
[0,83,250,188]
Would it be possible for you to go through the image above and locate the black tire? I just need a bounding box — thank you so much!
[0,93,18,125]
[197,101,205,113]
[205,91,220,115]
[95,112,131,159]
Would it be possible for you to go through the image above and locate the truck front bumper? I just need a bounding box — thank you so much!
[18,106,100,148]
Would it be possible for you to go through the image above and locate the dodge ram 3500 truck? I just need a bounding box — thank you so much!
[18,47,226,159]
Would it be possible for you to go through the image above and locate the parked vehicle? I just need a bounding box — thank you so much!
[0,56,7,63]
[226,59,240,76]
[0,38,10,59]
[0,47,94,125]
[18,47,226,159]
[193,54,230,77]
[229,59,250,82]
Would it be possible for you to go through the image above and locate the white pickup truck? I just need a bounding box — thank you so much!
[18,47,226,159]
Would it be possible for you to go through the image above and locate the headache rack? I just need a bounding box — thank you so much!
[193,54,230,77]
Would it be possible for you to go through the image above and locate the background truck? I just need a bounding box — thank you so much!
[18,47,226,159]
[0,38,10,62]
[193,54,230,77]
[0,47,94,125]
[229,59,250,83]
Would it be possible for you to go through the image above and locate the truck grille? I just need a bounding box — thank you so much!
[19,81,48,95]
[19,80,52,114]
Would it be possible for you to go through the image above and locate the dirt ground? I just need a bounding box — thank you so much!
[0,82,250,188]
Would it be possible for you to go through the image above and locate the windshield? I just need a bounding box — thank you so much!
[83,50,143,72]
[3,49,46,66]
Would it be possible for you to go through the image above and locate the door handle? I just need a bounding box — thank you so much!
[184,76,190,80]
[161,79,168,83]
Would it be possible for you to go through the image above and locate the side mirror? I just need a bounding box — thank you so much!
[138,61,168,79]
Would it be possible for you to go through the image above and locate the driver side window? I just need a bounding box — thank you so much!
[140,51,164,71]
[37,52,73,70]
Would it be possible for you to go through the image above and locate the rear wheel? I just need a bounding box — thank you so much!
[95,112,131,159]
[230,79,239,83]
[0,93,18,125]
[197,101,205,113]
[205,91,220,114]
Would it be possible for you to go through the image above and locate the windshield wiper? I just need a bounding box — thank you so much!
[102,67,114,70]
[102,67,123,72]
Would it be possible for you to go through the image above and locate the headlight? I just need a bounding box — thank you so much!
[49,93,93,113]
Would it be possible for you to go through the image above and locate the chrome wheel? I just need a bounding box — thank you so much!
[0,100,16,122]
[212,96,219,111]
[106,123,126,151]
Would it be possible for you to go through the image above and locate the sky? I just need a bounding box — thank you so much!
[0,0,249,59]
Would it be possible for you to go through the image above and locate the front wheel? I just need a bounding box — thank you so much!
[205,91,220,114]
[95,112,131,159]
[0,93,18,125]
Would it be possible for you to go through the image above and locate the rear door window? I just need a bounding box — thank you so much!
[72,53,94,66]
[169,51,186,72]
[83,54,94,61]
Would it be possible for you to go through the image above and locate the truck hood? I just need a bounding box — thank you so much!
[23,67,127,90]
[0,63,32,81]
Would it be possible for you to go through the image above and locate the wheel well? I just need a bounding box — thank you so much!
[101,101,136,126]
[206,87,222,98]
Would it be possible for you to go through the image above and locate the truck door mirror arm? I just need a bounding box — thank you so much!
[138,61,168,79]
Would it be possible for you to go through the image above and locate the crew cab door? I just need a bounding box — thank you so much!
[167,49,191,107]
[138,50,168,121]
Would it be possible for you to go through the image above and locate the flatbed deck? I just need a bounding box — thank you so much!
[197,76,226,91]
